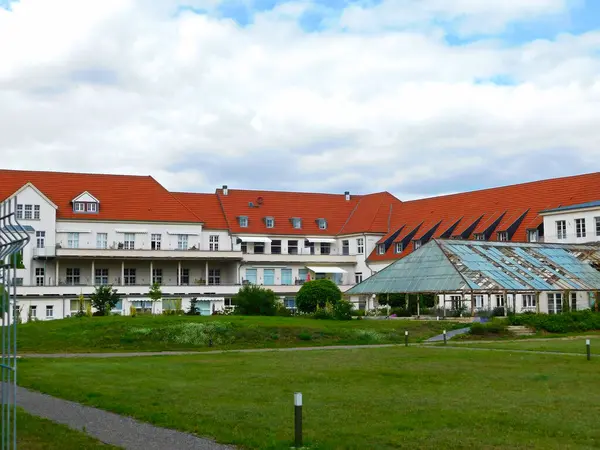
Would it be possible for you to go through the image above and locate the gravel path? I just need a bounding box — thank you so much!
[3,384,234,450]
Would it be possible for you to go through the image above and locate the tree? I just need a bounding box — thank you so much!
[296,279,342,314]
[148,282,162,314]
[233,284,278,316]
[186,297,200,315]
[89,285,120,316]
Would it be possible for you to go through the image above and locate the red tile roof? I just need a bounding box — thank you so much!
[367,172,600,262]
[172,192,229,229]
[0,169,200,223]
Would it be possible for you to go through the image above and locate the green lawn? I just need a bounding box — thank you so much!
[449,336,600,354]
[17,408,120,449]
[18,315,460,353]
[18,347,600,449]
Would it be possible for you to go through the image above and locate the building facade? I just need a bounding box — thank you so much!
[3,169,600,322]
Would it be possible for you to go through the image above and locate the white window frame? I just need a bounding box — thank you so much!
[152,268,163,285]
[595,217,600,237]
[318,219,327,230]
[292,218,302,229]
[16,204,23,220]
[474,294,484,309]
[474,233,485,241]
[30,305,37,318]
[239,216,248,227]
[67,232,79,249]
[395,242,403,254]
[180,268,190,285]
[265,217,275,228]
[356,238,364,254]
[355,273,363,284]
[414,240,422,250]
[527,230,538,242]
[36,231,45,249]
[124,268,136,285]
[497,232,508,242]
[95,268,109,285]
[24,204,32,220]
[74,202,85,212]
[87,202,98,212]
[66,268,80,285]
[496,294,505,307]
[556,220,567,239]
[288,240,298,255]
[96,233,108,249]
[45,305,54,318]
[151,234,162,250]
[123,233,135,250]
[208,269,221,285]
[35,268,45,286]
[548,292,563,314]
[209,235,219,251]
[575,218,586,238]
[571,292,577,311]
[177,234,188,250]
[377,244,385,255]
[522,294,536,309]
[33,205,40,220]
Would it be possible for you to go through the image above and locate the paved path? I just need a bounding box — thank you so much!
[425,327,471,342]
[417,344,590,357]
[4,384,233,450]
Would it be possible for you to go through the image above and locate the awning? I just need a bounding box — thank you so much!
[56,229,92,233]
[305,238,336,243]
[166,231,199,235]
[236,236,272,243]
[2,225,35,233]
[306,266,347,274]
[116,229,149,234]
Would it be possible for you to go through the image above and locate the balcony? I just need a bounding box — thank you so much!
[33,247,57,258]
[52,245,243,260]
[242,249,357,263]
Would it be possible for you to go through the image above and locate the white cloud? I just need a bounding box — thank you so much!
[0,0,599,198]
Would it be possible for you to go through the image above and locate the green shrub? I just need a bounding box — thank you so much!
[312,302,334,320]
[296,279,342,313]
[233,285,278,316]
[508,310,600,333]
[333,299,353,320]
[298,332,312,341]
[275,304,293,317]
[351,310,366,317]
[470,319,508,335]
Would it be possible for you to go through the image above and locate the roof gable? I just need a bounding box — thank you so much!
[72,191,99,203]
[9,182,58,209]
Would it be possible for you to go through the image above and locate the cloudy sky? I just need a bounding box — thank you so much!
[1,0,599,199]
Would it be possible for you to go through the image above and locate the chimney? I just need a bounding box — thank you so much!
[222,185,228,196]
[345,191,350,201]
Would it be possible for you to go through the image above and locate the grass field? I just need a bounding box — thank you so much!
[18,408,119,449]
[17,315,461,353]
[18,346,600,449]
[449,336,600,354]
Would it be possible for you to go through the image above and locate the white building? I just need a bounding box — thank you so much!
[4,169,600,322]
[540,201,600,245]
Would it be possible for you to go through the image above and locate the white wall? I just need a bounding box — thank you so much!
[543,208,600,244]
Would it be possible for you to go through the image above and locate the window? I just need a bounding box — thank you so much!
[95,268,109,285]
[96,233,108,249]
[265,217,275,228]
[124,268,136,285]
[124,233,135,250]
[395,242,403,254]
[320,243,331,255]
[414,240,422,250]
[596,217,600,236]
[16,204,23,220]
[527,230,538,242]
[224,298,235,308]
[263,269,275,285]
[576,218,586,238]
[317,218,327,230]
[298,268,308,284]
[29,305,37,318]
[239,216,248,227]
[355,272,363,284]
[245,268,257,284]
[11,278,23,286]
[70,298,92,314]
[474,233,485,241]
[474,295,484,309]
[556,220,567,239]
[87,202,97,212]
[342,240,349,256]
[177,234,188,250]
[450,295,462,310]
[496,294,505,307]
[571,292,577,311]
[288,240,298,255]
[254,242,265,254]
[66,268,80,285]
[35,268,44,286]
[497,232,508,242]
[548,293,563,314]
[151,234,162,250]
[152,268,163,284]
[45,305,54,318]
[283,297,296,309]
[36,231,45,249]
[522,294,536,309]
[24,204,32,220]
[180,268,190,285]
[377,244,385,255]
[34,205,40,220]
[208,269,221,285]
[357,238,364,254]
[209,235,219,251]
[281,268,292,285]
[292,218,302,229]
[271,240,281,254]
[240,242,248,253]
[67,232,79,249]
[73,202,85,212]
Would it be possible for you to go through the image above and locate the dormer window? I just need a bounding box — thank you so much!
[239,216,248,228]
[474,233,485,241]
[527,229,538,242]
[414,240,422,250]
[291,218,302,229]
[317,218,327,230]
[497,231,508,242]
[265,217,275,228]
[71,191,100,214]
[395,242,403,254]
[377,244,385,255]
